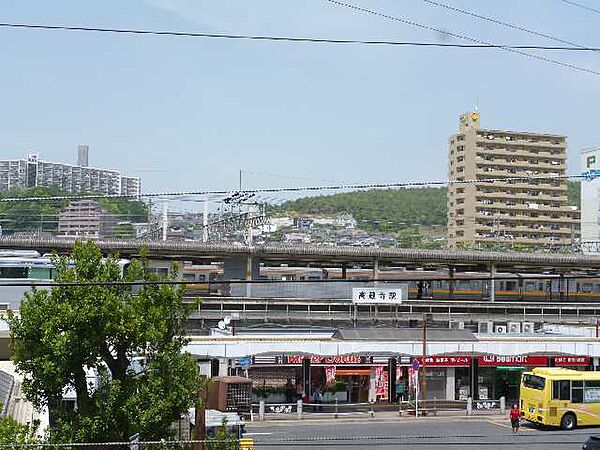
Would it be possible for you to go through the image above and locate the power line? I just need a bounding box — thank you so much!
[325,0,600,76]
[559,0,600,15]
[422,0,588,49]
[0,173,584,203]
[0,21,599,51]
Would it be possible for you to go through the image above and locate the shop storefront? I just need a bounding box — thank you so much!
[477,355,548,401]
[247,354,390,403]
[243,353,594,404]
[410,356,472,401]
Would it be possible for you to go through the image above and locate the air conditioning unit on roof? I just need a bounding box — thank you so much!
[478,321,494,334]
[508,322,521,334]
[494,324,508,334]
[522,322,535,334]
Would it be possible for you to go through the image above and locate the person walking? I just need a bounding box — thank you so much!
[312,386,323,412]
[509,404,521,433]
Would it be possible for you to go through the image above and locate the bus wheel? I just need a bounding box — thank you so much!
[561,413,577,430]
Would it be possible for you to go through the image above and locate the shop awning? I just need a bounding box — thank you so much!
[336,369,371,376]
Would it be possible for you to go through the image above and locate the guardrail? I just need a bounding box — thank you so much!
[251,397,506,421]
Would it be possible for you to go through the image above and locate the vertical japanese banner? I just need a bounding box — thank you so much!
[325,366,336,386]
[375,365,388,400]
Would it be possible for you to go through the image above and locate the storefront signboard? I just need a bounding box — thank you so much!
[414,356,472,367]
[477,355,548,367]
[554,356,590,366]
[352,288,403,304]
[286,355,374,365]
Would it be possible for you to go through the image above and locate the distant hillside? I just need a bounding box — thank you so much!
[275,188,447,232]
[275,180,581,234]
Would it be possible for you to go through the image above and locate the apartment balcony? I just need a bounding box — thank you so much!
[474,212,578,224]
[476,191,566,202]
[476,146,567,161]
[476,180,567,192]
[476,159,565,172]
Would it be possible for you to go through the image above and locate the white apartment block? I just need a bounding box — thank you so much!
[0,149,140,196]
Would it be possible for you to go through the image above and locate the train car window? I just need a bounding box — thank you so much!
[182,273,195,281]
[198,274,207,281]
[505,281,516,291]
[0,267,28,278]
[538,282,545,291]
[29,267,51,280]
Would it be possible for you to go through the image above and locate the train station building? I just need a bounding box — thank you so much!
[187,326,600,404]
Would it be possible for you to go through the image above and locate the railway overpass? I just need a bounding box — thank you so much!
[1,237,600,273]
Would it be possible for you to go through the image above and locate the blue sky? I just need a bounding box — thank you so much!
[0,0,598,207]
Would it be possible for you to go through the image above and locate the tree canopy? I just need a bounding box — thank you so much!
[7,241,199,443]
[0,187,149,236]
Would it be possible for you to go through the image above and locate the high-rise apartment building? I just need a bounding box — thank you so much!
[0,147,140,196]
[447,112,577,249]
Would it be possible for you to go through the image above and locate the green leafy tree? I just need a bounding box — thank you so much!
[205,421,239,450]
[0,417,38,446]
[0,187,68,234]
[6,241,200,443]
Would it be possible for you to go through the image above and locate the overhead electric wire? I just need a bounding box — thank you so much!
[559,0,600,15]
[0,21,599,52]
[0,173,585,203]
[325,0,600,76]
[422,0,588,49]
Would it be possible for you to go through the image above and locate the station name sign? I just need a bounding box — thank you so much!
[286,355,373,365]
[352,288,403,304]
[477,355,548,367]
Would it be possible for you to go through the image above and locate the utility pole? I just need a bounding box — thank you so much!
[203,200,209,243]
[162,202,168,241]
[422,313,430,407]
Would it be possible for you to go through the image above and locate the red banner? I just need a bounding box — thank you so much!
[478,355,548,367]
[286,355,371,365]
[415,356,472,367]
[554,356,590,366]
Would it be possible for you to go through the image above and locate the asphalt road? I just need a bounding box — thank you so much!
[246,416,595,449]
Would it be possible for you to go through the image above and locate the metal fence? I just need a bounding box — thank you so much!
[251,397,506,421]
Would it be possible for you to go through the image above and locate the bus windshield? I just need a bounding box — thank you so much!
[522,374,545,391]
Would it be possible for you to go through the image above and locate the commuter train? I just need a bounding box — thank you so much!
[1,251,598,302]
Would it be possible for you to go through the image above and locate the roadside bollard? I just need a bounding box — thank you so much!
[500,396,506,414]
[467,397,472,416]
[297,399,303,420]
[259,400,265,421]
[334,399,339,418]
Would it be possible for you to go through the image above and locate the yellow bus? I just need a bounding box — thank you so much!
[520,367,600,430]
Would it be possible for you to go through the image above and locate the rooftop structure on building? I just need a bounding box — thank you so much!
[0,146,140,196]
[447,111,578,249]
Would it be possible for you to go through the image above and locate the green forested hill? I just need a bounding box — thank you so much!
[276,180,581,233]
[276,188,447,232]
